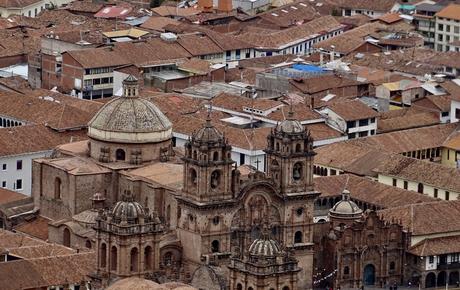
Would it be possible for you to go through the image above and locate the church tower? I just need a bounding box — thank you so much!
[178,116,238,269]
[264,109,319,289]
[265,110,315,195]
[182,115,235,203]
[93,190,163,288]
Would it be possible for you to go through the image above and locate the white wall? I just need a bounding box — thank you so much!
[0,151,52,196]
[0,1,45,18]
[450,99,460,123]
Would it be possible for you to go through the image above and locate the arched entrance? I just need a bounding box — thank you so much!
[363,264,376,285]
[438,271,447,286]
[449,271,459,285]
[425,272,436,288]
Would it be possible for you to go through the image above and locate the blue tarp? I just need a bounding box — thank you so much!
[291,64,324,73]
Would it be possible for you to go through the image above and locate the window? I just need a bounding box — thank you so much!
[392,178,397,186]
[15,179,22,190]
[2,164,6,171]
[235,49,241,60]
[111,246,117,270]
[390,261,395,271]
[434,188,438,198]
[359,119,369,126]
[239,153,245,165]
[417,183,424,194]
[348,133,356,139]
[370,129,375,135]
[359,131,368,137]
[446,191,450,200]
[330,169,337,175]
[438,24,444,31]
[452,253,459,263]
[130,248,139,272]
[292,162,303,181]
[446,25,451,32]
[442,111,449,117]
[100,243,107,268]
[226,51,231,61]
[347,121,356,128]
[213,216,220,225]
[344,266,350,275]
[211,240,220,253]
[210,170,220,189]
[294,231,303,243]
[438,34,443,42]
[16,160,22,170]
[404,181,408,190]
[370,117,376,123]
[115,149,125,161]
[54,177,61,199]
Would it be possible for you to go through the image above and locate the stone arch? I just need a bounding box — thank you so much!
[210,170,221,189]
[130,247,139,272]
[144,246,153,270]
[282,287,290,290]
[213,151,219,161]
[100,242,107,268]
[111,246,118,271]
[426,272,436,288]
[189,168,197,186]
[438,271,447,286]
[237,283,243,290]
[295,143,302,152]
[449,271,459,285]
[63,227,70,247]
[293,162,303,180]
[116,149,126,161]
[363,264,376,285]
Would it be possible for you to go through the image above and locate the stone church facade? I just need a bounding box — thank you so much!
[31,76,319,289]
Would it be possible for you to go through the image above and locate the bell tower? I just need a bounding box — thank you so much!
[264,110,315,195]
[182,116,235,203]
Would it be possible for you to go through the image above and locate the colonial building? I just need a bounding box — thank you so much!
[31,75,320,289]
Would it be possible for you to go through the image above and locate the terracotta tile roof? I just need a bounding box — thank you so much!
[308,122,344,140]
[66,0,104,13]
[374,154,460,193]
[0,0,42,8]
[177,33,223,56]
[440,81,460,98]
[14,216,51,241]
[236,15,343,50]
[0,188,27,205]
[413,94,452,112]
[6,243,74,259]
[326,99,378,121]
[178,58,214,74]
[257,0,320,28]
[94,6,133,19]
[0,125,87,157]
[377,108,440,133]
[376,13,403,24]
[0,230,47,249]
[378,200,460,236]
[151,6,200,17]
[289,74,363,95]
[443,130,460,150]
[409,235,460,256]
[140,16,181,32]
[338,0,397,12]
[426,51,460,70]
[0,91,99,130]
[335,14,372,28]
[315,174,435,208]
[212,93,283,112]
[436,4,460,21]
[0,252,95,290]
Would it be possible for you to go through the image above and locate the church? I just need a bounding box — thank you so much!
[31,75,320,290]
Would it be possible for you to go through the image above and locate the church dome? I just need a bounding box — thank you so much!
[248,236,281,257]
[276,110,304,134]
[329,189,363,219]
[107,277,165,290]
[192,118,223,144]
[111,191,146,224]
[88,76,172,144]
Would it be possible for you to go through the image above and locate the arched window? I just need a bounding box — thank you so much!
[189,169,197,186]
[294,231,302,244]
[210,170,220,189]
[248,287,254,290]
[276,142,280,151]
[237,284,243,290]
[390,261,395,271]
[296,143,302,152]
[293,162,303,180]
[85,240,92,249]
[164,251,172,266]
[100,243,107,268]
[211,240,220,253]
[144,246,152,270]
[344,266,350,275]
[213,151,219,161]
[166,205,171,227]
[111,246,117,271]
[54,177,61,199]
[417,183,424,194]
[7,120,10,127]
[63,228,70,247]
[193,150,197,160]
[130,247,138,272]
[283,287,290,290]
[116,149,126,161]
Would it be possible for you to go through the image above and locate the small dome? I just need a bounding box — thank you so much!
[329,189,363,219]
[107,278,165,290]
[111,191,146,223]
[88,82,172,144]
[192,118,223,144]
[276,110,304,134]
[248,236,281,257]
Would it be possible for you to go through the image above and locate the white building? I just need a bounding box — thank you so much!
[340,0,399,18]
[434,4,460,52]
[0,0,45,18]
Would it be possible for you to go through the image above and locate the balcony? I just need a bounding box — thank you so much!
[437,262,460,270]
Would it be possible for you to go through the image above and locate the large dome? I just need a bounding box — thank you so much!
[248,236,281,257]
[329,189,363,219]
[88,79,172,144]
[193,119,223,144]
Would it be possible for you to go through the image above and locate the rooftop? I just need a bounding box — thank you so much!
[326,99,378,121]
[436,4,460,21]
[409,235,460,256]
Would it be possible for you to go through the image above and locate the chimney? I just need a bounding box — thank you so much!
[218,0,232,12]
[198,0,213,12]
